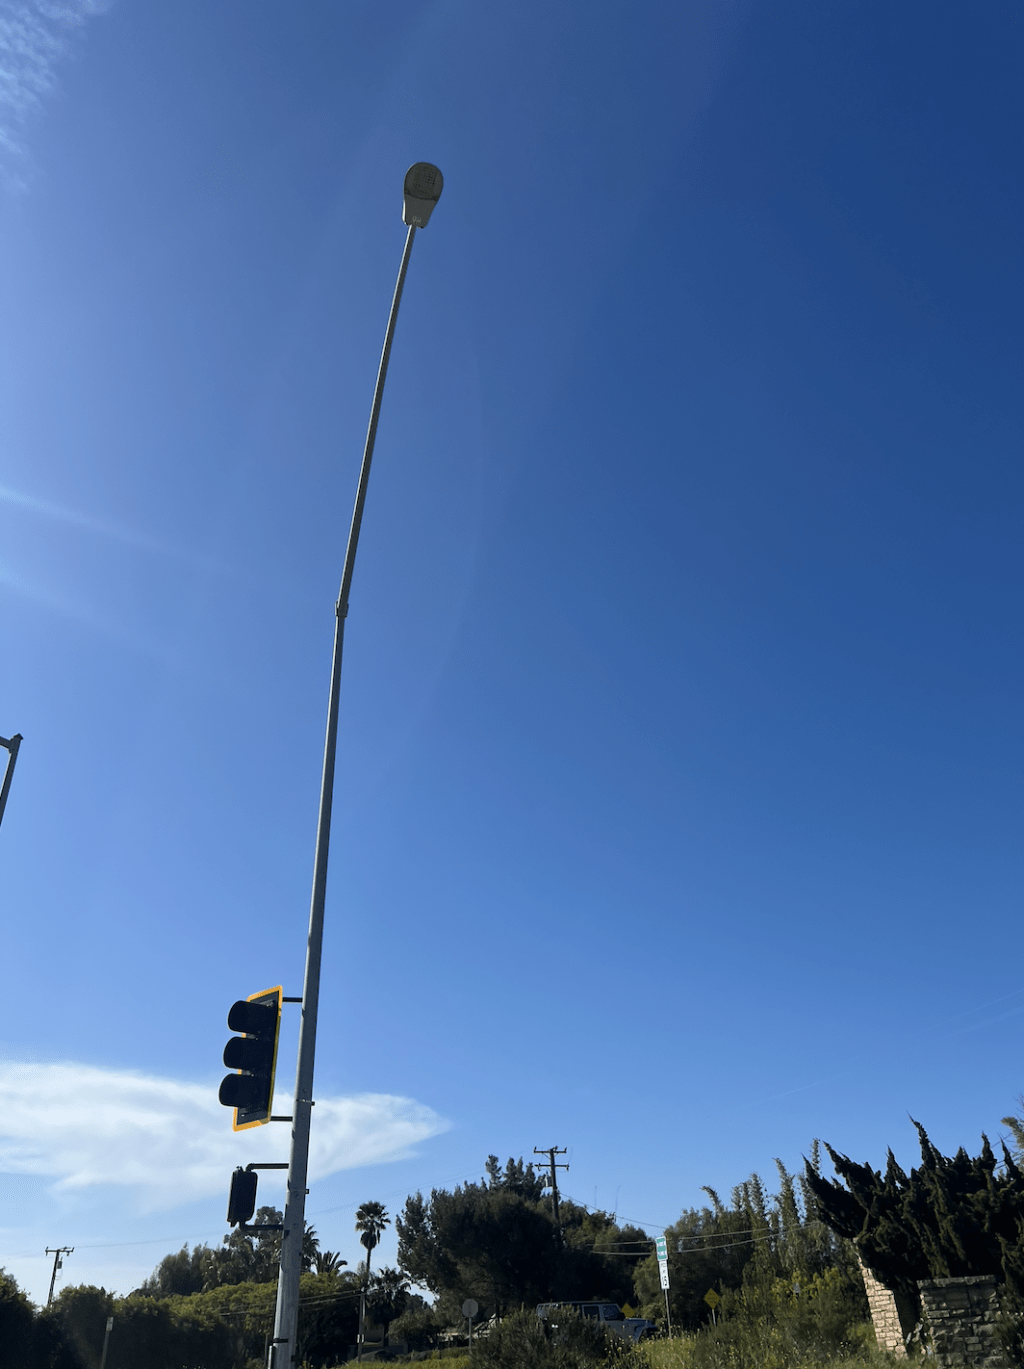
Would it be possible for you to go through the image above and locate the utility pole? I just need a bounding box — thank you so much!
[45,1247,73,1306]
[533,1147,568,1244]
[99,1315,114,1369]
[0,733,22,830]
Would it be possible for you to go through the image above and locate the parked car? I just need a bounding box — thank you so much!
[537,1301,657,1343]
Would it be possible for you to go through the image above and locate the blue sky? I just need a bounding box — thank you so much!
[1,0,1022,1306]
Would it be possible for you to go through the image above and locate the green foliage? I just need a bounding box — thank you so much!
[388,1294,445,1350]
[560,1203,655,1309]
[356,1201,390,1264]
[470,1307,643,1369]
[313,1248,346,1276]
[43,1284,116,1369]
[15,1269,360,1369]
[485,1155,550,1202]
[137,1207,319,1295]
[397,1156,650,1320]
[0,1269,36,1369]
[638,1330,891,1369]
[692,1268,872,1368]
[631,1269,873,1369]
[1002,1098,1024,1164]
[367,1264,412,1339]
[634,1158,853,1335]
[805,1120,1024,1306]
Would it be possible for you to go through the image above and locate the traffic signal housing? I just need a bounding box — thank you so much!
[227,1166,258,1227]
[219,985,282,1130]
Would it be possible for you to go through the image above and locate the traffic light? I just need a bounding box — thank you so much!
[219,985,282,1130]
[227,1165,258,1226]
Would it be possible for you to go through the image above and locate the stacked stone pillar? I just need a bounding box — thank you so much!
[917,1276,1008,1369]
[857,1256,917,1357]
[858,1257,1011,1368]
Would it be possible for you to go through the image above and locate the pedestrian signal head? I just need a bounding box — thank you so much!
[227,1165,258,1226]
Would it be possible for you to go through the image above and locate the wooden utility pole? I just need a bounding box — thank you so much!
[45,1247,73,1306]
[533,1147,568,1244]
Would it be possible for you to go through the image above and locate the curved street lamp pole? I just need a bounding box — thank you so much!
[269,163,443,1369]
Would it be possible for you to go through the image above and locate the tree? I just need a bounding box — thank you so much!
[354,1201,390,1284]
[313,1249,347,1276]
[397,1156,650,1320]
[0,1269,35,1369]
[42,1285,115,1369]
[355,1201,390,1357]
[138,1208,320,1294]
[388,1294,443,1351]
[805,1120,1024,1321]
[397,1166,560,1319]
[1002,1098,1024,1162]
[557,1202,652,1309]
[366,1266,411,1344]
[633,1198,758,1331]
[137,1243,221,1297]
[633,1157,858,1335]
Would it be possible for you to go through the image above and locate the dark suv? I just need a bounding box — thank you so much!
[537,1301,657,1343]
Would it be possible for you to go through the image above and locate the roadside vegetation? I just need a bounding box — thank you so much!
[5,1118,1024,1368]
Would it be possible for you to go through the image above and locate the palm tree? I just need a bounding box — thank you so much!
[355,1201,390,1359]
[313,1249,347,1276]
[367,1266,411,1345]
[354,1201,390,1282]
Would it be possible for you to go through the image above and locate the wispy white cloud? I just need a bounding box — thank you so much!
[0,0,111,188]
[0,1061,450,1210]
[0,481,226,570]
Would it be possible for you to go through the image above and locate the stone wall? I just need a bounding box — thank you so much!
[858,1255,917,1357]
[917,1276,1009,1369]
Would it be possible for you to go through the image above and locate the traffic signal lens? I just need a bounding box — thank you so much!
[227,1000,276,1035]
[219,1072,264,1111]
[223,1035,269,1073]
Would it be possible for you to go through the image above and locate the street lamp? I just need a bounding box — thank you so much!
[268,163,444,1369]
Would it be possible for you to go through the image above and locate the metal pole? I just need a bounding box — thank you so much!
[0,733,23,829]
[268,224,418,1369]
[99,1315,114,1369]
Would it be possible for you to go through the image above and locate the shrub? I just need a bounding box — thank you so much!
[652,1269,874,1369]
[470,1307,643,1369]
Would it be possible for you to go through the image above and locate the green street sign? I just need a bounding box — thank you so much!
[655,1237,668,1260]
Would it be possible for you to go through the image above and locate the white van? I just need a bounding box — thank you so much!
[537,1301,657,1343]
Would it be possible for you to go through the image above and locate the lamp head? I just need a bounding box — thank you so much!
[403,163,443,227]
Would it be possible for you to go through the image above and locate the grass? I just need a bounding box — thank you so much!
[637,1334,900,1369]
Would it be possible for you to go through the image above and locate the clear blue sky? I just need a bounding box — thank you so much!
[2,0,1022,1306]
